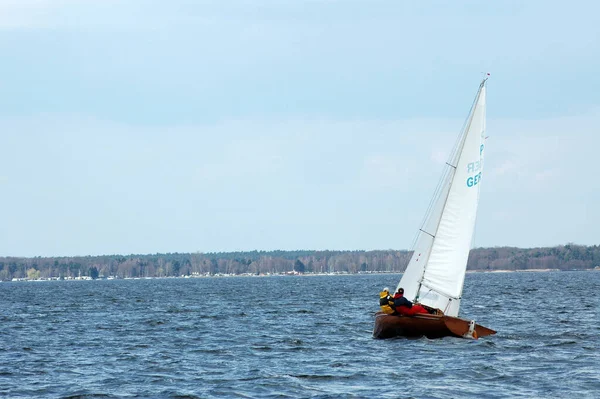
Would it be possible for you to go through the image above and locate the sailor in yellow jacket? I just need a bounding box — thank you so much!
[379,287,395,314]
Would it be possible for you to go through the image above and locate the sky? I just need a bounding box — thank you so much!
[1,0,599,257]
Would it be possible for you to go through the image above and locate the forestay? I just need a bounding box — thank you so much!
[397,80,487,317]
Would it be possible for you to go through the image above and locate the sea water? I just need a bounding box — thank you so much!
[0,271,598,398]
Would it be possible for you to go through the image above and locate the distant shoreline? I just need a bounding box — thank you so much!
[2,246,598,281]
[5,267,598,283]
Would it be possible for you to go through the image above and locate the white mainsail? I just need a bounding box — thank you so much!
[396,79,487,317]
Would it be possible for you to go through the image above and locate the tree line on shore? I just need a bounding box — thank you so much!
[1,244,598,281]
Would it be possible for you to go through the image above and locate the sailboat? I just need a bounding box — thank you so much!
[373,77,496,340]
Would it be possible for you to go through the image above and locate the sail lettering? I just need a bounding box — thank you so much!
[466,160,483,187]
[467,161,482,173]
[466,172,482,187]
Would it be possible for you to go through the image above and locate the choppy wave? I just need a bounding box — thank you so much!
[0,272,599,398]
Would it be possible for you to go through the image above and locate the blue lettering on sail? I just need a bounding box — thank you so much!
[467,161,482,173]
[467,172,482,187]
[466,157,483,188]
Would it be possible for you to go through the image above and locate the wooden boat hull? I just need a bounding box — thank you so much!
[373,312,496,340]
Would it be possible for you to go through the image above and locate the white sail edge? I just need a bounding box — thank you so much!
[396,79,487,317]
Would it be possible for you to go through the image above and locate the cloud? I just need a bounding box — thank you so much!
[1,105,599,256]
[0,0,76,29]
[485,108,600,195]
[193,136,287,184]
[491,160,518,176]
[359,154,414,190]
[0,0,135,30]
[534,168,561,183]
[430,149,449,165]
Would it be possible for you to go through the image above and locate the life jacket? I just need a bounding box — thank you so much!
[379,291,395,314]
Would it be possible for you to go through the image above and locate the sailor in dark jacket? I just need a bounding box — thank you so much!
[394,287,429,316]
[393,288,413,309]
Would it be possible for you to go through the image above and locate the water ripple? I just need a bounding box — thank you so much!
[0,272,599,398]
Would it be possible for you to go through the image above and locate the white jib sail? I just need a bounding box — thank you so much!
[397,81,487,317]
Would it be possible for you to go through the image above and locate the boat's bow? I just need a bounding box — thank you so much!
[443,316,497,339]
[373,312,496,340]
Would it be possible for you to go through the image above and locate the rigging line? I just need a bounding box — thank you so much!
[457,84,487,299]
[409,159,453,251]
[447,79,485,166]
[415,83,484,299]
[419,229,435,239]
[432,84,483,235]
[411,79,484,252]
[419,281,461,301]
[411,169,446,241]
[415,285,433,303]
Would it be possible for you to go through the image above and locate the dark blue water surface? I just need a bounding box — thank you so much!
[1,271,598,398]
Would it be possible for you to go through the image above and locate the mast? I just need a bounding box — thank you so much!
[397,78,488,316]
[414,78,486,301]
